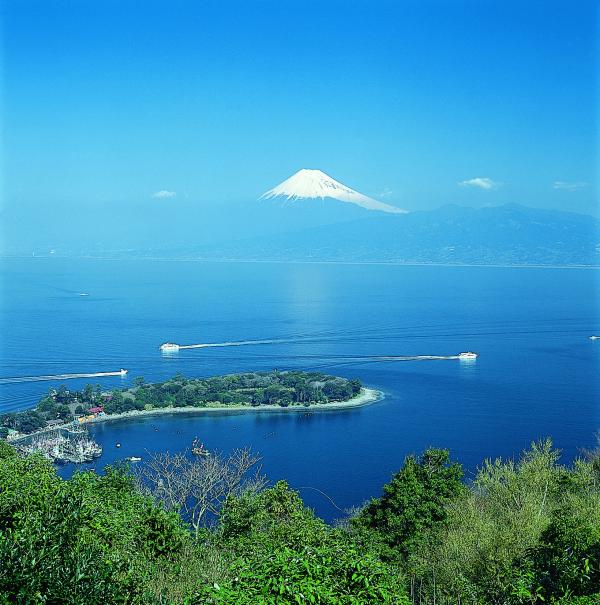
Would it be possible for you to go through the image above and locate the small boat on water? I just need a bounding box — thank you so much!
[116,443,121,448]
[590,336,600,340]
[458,351,478,359]
[191,438,210,457]
[127,456,142,462]
[160,342,180,352]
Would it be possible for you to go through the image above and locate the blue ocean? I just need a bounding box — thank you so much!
[1,258,599,520]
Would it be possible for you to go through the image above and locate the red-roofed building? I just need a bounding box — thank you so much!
[88,406,104,414]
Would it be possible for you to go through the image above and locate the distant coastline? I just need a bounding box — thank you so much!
[84,387,384,426]
[3,254,599,270]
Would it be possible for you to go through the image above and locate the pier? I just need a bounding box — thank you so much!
[13,424,102,464]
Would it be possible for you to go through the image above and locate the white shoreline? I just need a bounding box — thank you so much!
[7,388,384,444]
[84,387,384,426]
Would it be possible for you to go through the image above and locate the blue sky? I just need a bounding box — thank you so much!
[3,0,598,219]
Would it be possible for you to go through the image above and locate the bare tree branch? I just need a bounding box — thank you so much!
[137,447,266,533]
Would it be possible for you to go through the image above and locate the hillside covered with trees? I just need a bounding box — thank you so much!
[0,438,598,604]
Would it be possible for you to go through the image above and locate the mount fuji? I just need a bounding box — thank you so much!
[260,169,406,214]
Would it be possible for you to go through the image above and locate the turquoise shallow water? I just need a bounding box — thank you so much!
[1,258,599,520]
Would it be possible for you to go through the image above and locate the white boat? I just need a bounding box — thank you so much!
[127,456,142,462]
[119,369,128,375]
[160,342,180,351]
[458,352,478,359]
[590,336,600,340]
[192,438,210,457]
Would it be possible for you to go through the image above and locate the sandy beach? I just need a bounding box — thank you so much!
[83,387,384,426]
[8,388,384,444]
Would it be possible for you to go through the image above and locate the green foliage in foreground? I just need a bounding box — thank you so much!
[0,439,599,604]
[354,448,465,558]
[194,481,408,604]
[406,441,600,604]
[0,444,187,604]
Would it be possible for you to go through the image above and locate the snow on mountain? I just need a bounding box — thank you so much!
[260,169,406,214]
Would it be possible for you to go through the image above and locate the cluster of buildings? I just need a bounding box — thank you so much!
[76,405,106,424]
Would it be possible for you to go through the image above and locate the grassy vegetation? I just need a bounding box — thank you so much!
[0,437,599,604]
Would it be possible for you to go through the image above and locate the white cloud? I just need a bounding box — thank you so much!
[553,181,589,191]
[152,190,177,199]
[459,177,499,190]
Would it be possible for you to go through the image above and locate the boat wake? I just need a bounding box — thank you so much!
[370,355,465,361]
[0,369,128,385]
[363,352,477,364]
[160,336,478,363]
[161,338,296,352]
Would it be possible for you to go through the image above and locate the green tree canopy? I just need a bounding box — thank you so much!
[354,448,464,558]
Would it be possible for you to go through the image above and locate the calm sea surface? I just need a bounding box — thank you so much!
[1,258,599,520]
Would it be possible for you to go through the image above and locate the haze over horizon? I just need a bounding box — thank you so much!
[2,0,598,254]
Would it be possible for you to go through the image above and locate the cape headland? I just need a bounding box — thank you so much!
[1,371,383,442]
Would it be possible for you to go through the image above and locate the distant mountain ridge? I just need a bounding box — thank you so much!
[260,168,406,215]
[175,203,600,266]
[4,203,598,267]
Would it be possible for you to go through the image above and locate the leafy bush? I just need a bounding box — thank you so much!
[0,490,131,604]
[198,481,409,604]
[194,543,409,605]
[354,448,464,558]
[0,450,190,604]
[1,438,599,605]
[409,440,600,605]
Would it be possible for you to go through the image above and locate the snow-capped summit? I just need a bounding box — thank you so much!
[260,169,406,214]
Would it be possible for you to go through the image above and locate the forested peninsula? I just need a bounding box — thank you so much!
[0,371,370,437]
